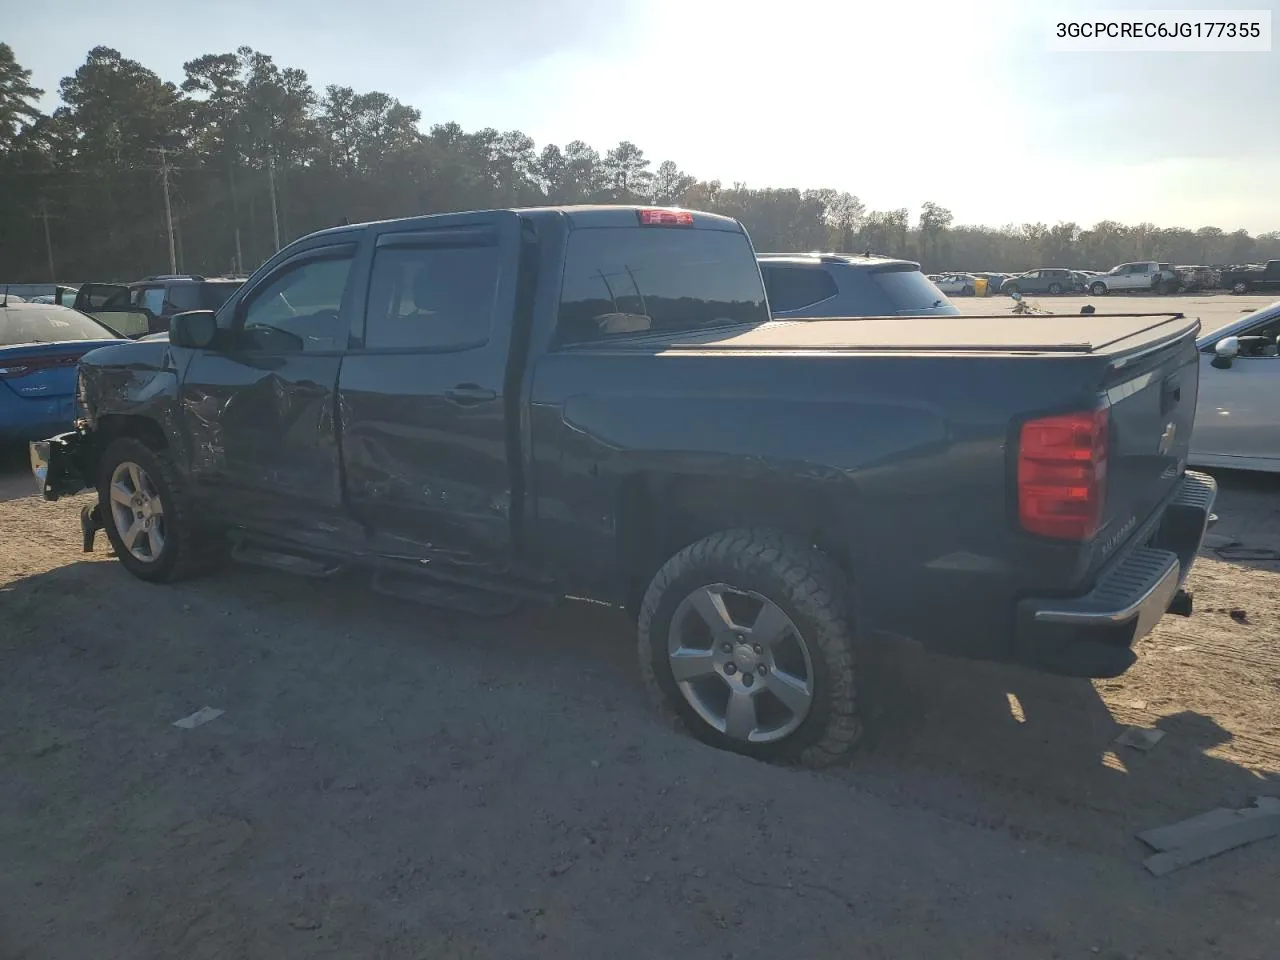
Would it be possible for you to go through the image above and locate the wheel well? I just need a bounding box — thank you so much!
[96,414,169,454]
[617,473,855,601]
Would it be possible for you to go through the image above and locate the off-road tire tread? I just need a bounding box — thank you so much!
[637,527,861,768]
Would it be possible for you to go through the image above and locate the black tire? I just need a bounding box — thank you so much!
[1047,282,1063,295]
[961,285,974,297]
[97,437,211,583]
[1232,281,1249,295]
[1090,281,1108,296]
[637,528,861,767]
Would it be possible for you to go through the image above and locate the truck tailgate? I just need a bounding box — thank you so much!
[1092,326,1200,569]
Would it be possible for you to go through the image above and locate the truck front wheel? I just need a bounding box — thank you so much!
[97,437,210,583]
[637,528,861,767]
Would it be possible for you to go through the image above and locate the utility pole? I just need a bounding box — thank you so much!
[148,147,178,274]
[228,150,244,274]
[33,197,58,280]
[267,151,281,253]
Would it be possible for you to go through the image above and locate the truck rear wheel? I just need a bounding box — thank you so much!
[1232,281,1249,295]
[637,528,860,767]
[97,437,210,583]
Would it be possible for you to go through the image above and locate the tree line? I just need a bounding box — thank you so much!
[2,42,1277,283]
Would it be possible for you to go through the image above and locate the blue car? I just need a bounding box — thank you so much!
[0,300,123,444]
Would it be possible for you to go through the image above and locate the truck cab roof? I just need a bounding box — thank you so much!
[302,205,746,246]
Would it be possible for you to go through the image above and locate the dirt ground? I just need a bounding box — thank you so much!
[1,448,1279,958]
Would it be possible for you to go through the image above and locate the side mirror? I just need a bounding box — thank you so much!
[170,310,218,350]
[1211,335,1239,369]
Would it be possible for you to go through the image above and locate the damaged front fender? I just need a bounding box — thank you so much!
[29,428,96,501]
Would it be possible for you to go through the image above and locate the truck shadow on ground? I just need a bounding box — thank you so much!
[1,556,1272,860]
[845,633,1275,851]
[1200,467,1280,573]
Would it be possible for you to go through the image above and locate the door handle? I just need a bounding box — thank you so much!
[445,384,496,405]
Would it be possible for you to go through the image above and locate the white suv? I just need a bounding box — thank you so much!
[1087,261,1177,295]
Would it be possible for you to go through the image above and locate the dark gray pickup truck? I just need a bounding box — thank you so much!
[30,204,1217,766]
[1221,259,1280,295]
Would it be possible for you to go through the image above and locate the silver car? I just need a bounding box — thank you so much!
[1190,299,1280,473]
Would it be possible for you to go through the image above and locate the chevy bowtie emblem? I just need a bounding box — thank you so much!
[1158,422,1177,455]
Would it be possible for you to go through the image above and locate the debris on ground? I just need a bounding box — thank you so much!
[1114,726,1165,752]
[1202,533,1240,550]
[1216,546,1280,563]
[172,706,225,729]
[1138,797,1280,877]
[1203,605,1252,623]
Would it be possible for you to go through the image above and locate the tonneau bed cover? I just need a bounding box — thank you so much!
[654,313,1200,355]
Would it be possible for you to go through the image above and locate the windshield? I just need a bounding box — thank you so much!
[0,305,119,346]
[1197,300,1280,347]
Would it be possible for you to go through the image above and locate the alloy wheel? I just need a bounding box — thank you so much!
[108,460,166,562]
[667,583,815,744]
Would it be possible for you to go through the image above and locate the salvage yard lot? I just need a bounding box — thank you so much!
[2,293,1279,958]
[954,291,1276,337]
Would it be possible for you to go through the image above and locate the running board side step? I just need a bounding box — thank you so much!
[224,532,553,616]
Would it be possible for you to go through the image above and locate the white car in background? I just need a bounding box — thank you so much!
[929,273,978,296]
[1190,299,1280,473]
[1086,261,1178,295]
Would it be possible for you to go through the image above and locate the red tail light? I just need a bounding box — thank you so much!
[1017,408,1109,541]
[638,209,694,227]
[0,354,81,379]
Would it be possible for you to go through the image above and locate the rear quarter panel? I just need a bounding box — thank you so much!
[526,346,1116,660]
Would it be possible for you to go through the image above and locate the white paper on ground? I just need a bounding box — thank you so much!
[172,706,224,729]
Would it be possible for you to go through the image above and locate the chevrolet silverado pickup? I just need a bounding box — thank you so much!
[30,205,1217,767]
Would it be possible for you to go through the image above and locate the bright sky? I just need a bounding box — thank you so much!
[9,0,1280,232]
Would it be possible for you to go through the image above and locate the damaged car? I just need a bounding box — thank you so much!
[31,204,1217,766]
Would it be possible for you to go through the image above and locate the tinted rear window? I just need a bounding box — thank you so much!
[557,227,768,344]
[206,282,242,309]
[166,282,243,312]
[760,265,839,313]
[841,268,956,316]
[0,305,119,346]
